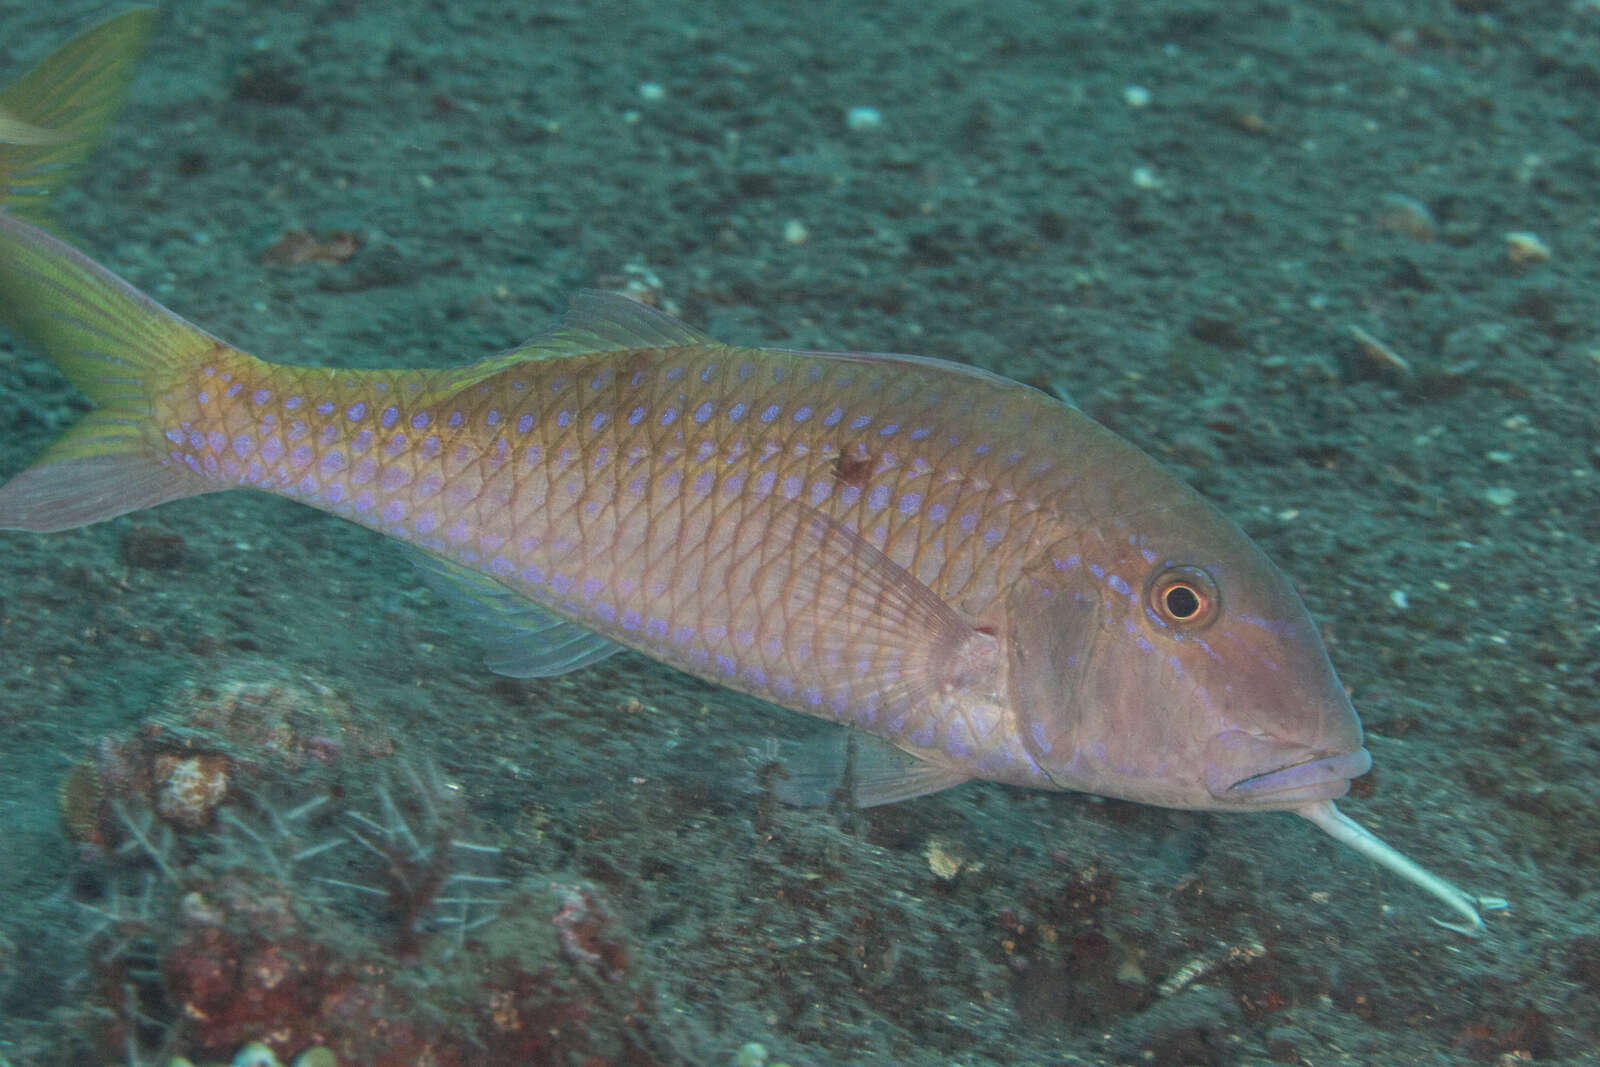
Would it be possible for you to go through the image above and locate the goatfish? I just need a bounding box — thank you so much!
[0,13,1504,937]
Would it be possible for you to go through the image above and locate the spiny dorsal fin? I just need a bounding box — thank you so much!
[416,290,716,403]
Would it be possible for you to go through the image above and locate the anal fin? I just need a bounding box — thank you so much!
[406,548,623,677]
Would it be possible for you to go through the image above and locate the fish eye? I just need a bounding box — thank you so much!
[1148,565,1220,629]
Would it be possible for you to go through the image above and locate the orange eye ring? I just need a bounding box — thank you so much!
[1147,565,1220,629]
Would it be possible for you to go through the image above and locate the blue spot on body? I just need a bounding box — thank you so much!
[823,407,843,426]
[285,396,303,410]
[591,412,607,430]
[879,423,898,435]
[381,406,399,429]
[382,499,406,523]
[411,412,429,430]
[760,404,779,423]
[793,405,812,422]
[897,492,921,515]
[346,402,366,421]
[660,407,678,426]
[728,402,746,420]
[1108,574,1130,596]
[627,406,644,425]
[252,389,271,405]
[316,400,334,415]
[484,409,499,427]
[850,415,871,429]
[1088,563,1105,578]
[693,402,713,424]
[867,485,890,510]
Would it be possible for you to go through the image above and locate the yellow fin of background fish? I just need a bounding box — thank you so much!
[0,7,155,224]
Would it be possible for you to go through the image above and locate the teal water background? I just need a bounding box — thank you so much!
[1,2,1596,1063]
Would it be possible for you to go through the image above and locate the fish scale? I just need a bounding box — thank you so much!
[154,333,1068,779]
[0,15,1506,932]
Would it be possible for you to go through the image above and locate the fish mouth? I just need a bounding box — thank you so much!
[1222,748,1372,804]
[1203,729,1372,807]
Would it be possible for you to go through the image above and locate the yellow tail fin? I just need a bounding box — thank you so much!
[0,7,156,224]
[0,212,231,531]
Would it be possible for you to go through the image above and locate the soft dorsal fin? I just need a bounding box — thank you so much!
[544,290,714,351]
[406,548,623,678]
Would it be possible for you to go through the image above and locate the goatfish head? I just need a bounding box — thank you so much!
[1003,426,1504,933]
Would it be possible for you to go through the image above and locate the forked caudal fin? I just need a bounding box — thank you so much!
[0,211,234,531]
[1298,799,1509,936]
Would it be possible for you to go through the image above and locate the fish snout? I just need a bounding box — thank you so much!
[1203,730,1372,809]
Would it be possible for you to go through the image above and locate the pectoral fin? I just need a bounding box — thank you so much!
[1005,553,1103,772]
